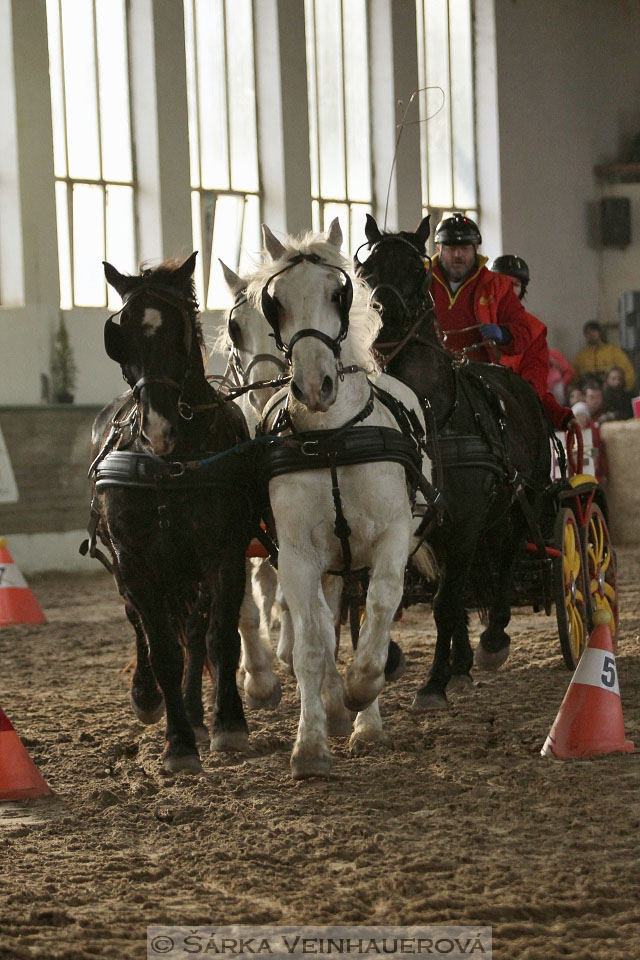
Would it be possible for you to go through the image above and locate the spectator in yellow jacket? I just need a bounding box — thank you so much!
[573,321,635,390]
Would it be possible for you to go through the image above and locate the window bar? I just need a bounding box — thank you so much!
[445,0,455,209]
[190,0,203,193]
[57,0,74,303]
[124,4,140,268]
[419,0,429,210]
[91,0,107,304]
[311,0,322,210]
[339,0,348,216]
[222,0,232,195]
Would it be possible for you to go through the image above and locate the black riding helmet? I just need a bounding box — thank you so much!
[434,213,482,246]
[488,254,530,299]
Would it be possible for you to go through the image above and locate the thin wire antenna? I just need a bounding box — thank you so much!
[382,85,446,231]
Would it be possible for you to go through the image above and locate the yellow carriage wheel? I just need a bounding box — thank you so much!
[554,507,588,669]
[584,501,618,651]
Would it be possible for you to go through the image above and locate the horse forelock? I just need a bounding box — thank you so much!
[246,231,381,372]
[134,259,204,350]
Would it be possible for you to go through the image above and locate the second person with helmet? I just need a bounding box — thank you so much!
[430,213,532,361]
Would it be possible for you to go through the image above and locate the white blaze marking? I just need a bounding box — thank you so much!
[142,307,163,336]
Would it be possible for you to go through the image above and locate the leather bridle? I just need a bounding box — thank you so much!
[260,253,353,361]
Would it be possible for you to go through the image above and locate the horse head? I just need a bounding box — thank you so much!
[219,260,288,418]
[103,252,201,456]
[248,219,367,414]
[355,214,434,343]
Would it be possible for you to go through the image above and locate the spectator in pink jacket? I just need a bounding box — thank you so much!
[547,348,575,404]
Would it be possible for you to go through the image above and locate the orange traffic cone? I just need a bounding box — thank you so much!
[541,609,634,759]
[0,537,46,626]
[0,706,52,800]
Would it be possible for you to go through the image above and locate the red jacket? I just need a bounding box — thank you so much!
[500,311,573,429]
[430,255,532,361]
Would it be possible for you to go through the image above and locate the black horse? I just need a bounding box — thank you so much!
[86,253,260,772]
[355,214,552,709]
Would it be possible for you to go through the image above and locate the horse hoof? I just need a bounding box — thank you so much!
[384,644,406,682]
[290,754,331,780]
[210,729,251,753]
[246,678,282,711]
[327,714,354,738]
[410,690,450,712]
[130,689,165,725]
[447,674,474,693]
[349,731,385,756]
[191,724,210,751]
[162,750,202,775]
[474,643,510,671]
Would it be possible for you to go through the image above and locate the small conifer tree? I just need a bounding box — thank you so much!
[51,315,77,403]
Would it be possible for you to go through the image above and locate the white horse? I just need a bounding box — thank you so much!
[211,262,286,712]
[247,219,427,779]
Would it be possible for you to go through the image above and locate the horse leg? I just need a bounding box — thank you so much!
[183,587,211,751]
[448,608,474,689]
[345,528,408,712]
[350,698,385,755]
[207,555,251,753]
[251,557,279,631]
[239,565,282,711]
[124,577,201,774]
[275,583,295,675]
[126,600,165,724]
[279,556,332,779]
[475,525,520,670]
[320,574,354,738]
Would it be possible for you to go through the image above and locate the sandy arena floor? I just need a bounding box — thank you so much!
[0,549,638,960]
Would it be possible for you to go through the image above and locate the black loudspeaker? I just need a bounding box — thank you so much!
[600,196,631,247]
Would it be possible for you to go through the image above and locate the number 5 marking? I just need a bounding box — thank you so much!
[601,655,616,688]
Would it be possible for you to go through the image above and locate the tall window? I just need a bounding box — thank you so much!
[46,0,136,309]
[184,0,260,310]
[416,0,477,235]
[305,0,372,253]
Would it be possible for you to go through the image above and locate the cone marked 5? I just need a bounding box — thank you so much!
[541,610,634,759]
[0,706,52,800]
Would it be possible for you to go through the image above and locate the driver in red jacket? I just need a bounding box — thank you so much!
[430,214,532,362]
[487,255,574,430]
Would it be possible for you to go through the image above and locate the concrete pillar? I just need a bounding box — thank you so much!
[369,0,422,231]
[129,0,192,263]
[254,0,312,237]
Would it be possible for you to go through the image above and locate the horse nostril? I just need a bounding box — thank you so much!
[320,375,334,400]
[291,379,305,402]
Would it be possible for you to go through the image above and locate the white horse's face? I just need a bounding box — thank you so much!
[220,261,286,415]
[228,298,285,415]
[270,260,345,413]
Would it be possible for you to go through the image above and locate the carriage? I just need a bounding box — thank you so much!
[400,417,617,672]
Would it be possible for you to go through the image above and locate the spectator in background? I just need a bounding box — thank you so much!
[601,365,634,421]
[572,321,635,390]
[584,381,605,425]
[547,348,575,404]
[577,379,608,482]
[569,385,590,429]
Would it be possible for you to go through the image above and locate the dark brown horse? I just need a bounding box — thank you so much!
[356,215,552,709]
[86,254,261,772]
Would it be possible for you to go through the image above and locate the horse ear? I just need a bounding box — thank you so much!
[103,261,132,298]
[364,213,382,245]
[327,217,343,249]
[174,251,198,284]
[414,215,431,250]
[262,224,286,261]
[219,259,244,297]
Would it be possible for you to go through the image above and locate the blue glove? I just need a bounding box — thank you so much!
[480,323,505,343]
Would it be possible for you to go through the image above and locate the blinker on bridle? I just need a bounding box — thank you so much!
[260,252,353,361]
[226,291,288,387]
[103,282,195,412]
[353,235,433,324]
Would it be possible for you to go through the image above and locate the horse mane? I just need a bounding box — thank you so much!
[246,230,381,373]
[138,257,205,351]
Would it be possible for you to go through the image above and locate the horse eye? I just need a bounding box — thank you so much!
[228,320,241,346]
[331,289,342,303]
